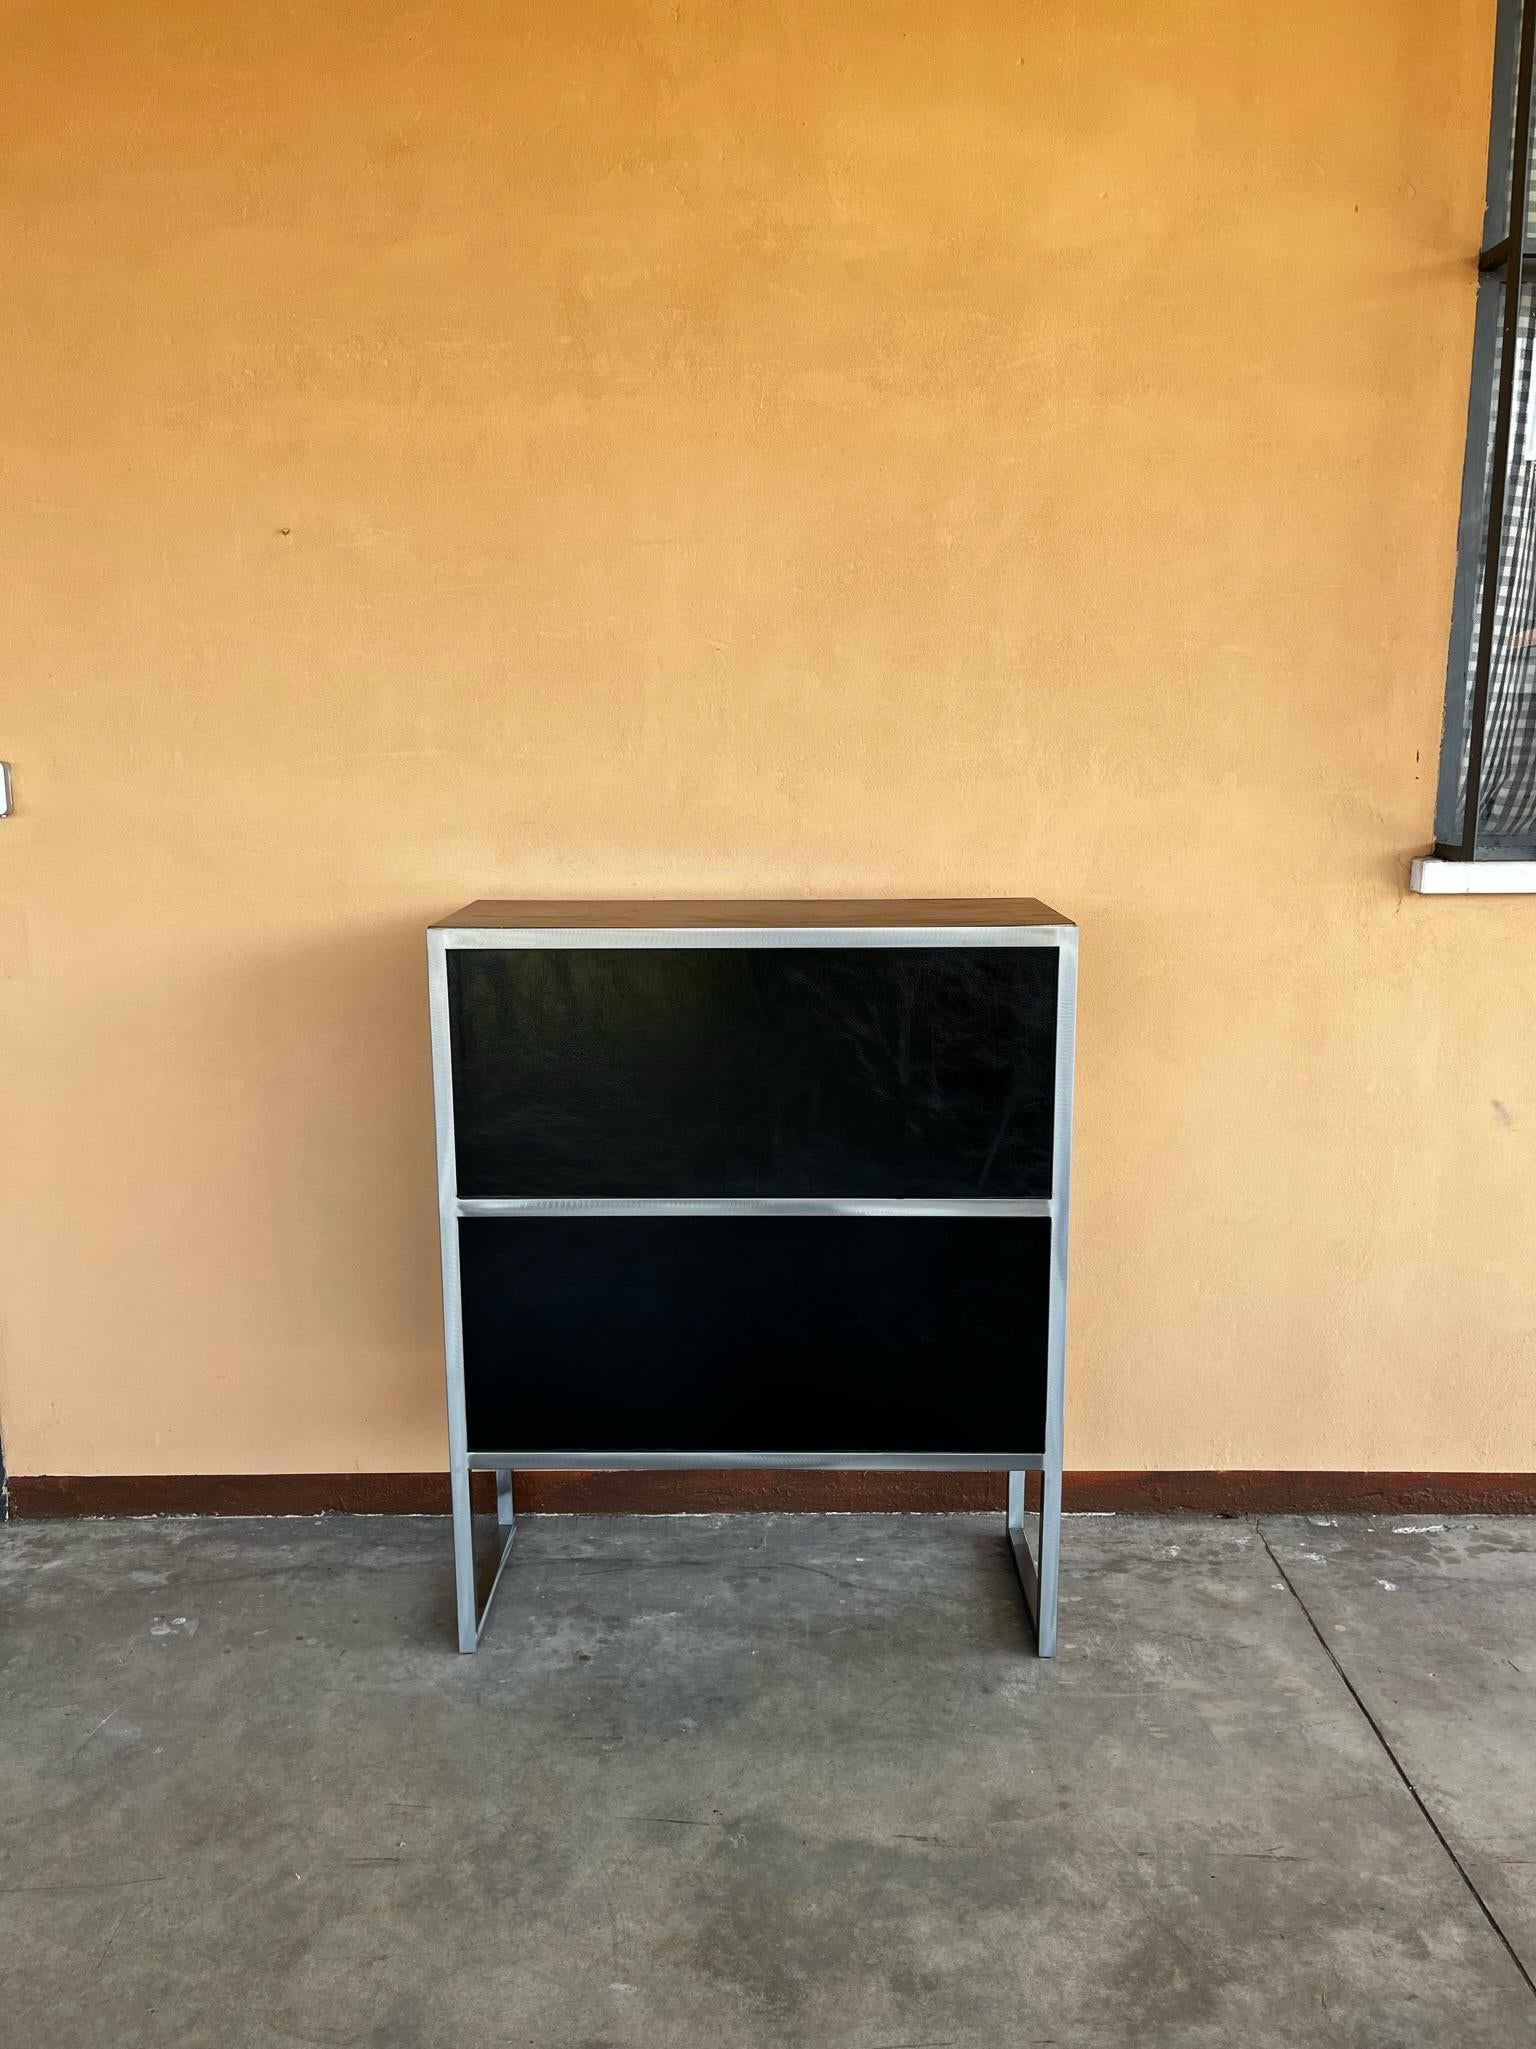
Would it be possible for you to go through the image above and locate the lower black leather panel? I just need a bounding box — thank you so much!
[459,1216,1050,1455]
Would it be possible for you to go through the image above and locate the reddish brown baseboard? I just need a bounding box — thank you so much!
[6,1469,1535,1518]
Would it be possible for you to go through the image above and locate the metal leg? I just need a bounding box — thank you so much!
[449,1461,518,1654]
[1037,1464,1061,1658]
[450,1453,478,1655]
[1007,1470,1028,1545]
[1006,1468,1060,1658]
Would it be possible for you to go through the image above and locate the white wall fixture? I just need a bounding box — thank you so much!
[1410,856,1536,894]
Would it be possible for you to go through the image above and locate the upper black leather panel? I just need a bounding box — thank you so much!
[447,946,1058,1198]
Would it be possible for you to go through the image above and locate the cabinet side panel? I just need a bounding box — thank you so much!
[459,1216,1050,1455]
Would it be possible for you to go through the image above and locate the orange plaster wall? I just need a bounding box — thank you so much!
[2,0,1531,1478]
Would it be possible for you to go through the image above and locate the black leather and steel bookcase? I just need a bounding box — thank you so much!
[427,899,1077,1656]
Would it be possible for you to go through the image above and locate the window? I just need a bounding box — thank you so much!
[1433,0,1536,870]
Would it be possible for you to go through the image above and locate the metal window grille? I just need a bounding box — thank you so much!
[1437,0,1536,858]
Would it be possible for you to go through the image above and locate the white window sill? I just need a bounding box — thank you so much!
[1410,857,1536,894]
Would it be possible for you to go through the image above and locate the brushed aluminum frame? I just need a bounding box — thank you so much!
[427,919,1077,1657]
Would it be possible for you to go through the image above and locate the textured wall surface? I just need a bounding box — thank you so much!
[1,0,1529,1478]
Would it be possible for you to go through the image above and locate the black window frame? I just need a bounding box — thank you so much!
[1436,0,1536,860]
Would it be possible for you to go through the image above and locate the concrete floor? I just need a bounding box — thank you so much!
[2,1513,1534,2048]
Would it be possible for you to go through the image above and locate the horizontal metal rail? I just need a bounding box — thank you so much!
[465,1450,1047,1471]
[455,1196,1052,1219]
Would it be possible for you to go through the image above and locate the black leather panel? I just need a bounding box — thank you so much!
[459,1216,1050,1455]
[448,947,1057,1198]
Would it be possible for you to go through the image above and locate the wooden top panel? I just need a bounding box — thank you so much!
[432,897,1071,931]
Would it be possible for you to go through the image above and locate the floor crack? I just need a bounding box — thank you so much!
[1258,1525,1536,2003]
